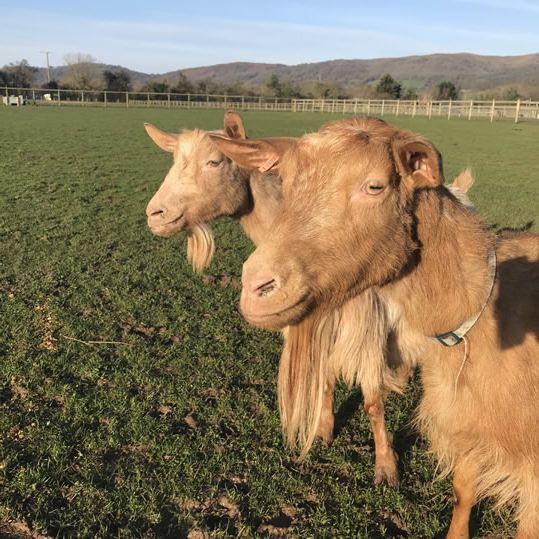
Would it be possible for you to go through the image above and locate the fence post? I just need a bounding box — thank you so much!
[490,99,495,123]
[428,101,433,120]
[188,93,191,109]
[515,99,521,123]
[104,91,107,108]
[167,92,171,108]
[32,88,36,104]
[147,93,150,107]
[57,88,61,106]
[126,92,129,108]
[4,86,7,99]
[467,100,473,120]
[81,90,84,107]
[447,99,452,120]
[396,100,400,116]
[412,101,417,118]
[367,100,371,115]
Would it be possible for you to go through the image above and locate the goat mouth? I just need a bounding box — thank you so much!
[240,292,312,330]
[148,214,186,237]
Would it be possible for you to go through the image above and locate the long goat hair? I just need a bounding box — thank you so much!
[278,309,336,459]
[279,288,409,459]
[186,224,216,272]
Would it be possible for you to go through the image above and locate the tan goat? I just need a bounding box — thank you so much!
[209,117,539,538]
[145,113,475,487]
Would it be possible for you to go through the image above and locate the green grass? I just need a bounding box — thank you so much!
[0,107,537,538]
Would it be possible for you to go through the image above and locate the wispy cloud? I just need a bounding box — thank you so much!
[1,2,537,73]
[453,0,539,13]
[1,8,437,70]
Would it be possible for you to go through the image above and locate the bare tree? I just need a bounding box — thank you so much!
[62,53,101,90]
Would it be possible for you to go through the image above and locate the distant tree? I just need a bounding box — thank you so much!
[41,80,59,90]
[140,81,170,98]
[222,81,246,96]
[171,72,194,94]
[266,74,281,96]
[1,59,37,88]
[103,70,132,92]
[197,79,228,95]
[63,53,100,90]
[265,74,303,98]
[376,74,402,98]
[347,83,378,99]
[503,87,520,101]
[280,81,304,98]
[196,79,210,94]
[402,88,418,100]
[314,81,338,99]
[436,80,459,100]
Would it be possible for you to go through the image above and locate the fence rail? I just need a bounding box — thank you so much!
[3,86,539,122]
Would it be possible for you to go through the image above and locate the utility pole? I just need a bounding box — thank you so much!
[40,51,52,83]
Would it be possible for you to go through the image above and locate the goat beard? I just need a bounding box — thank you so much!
[186,224,216,272]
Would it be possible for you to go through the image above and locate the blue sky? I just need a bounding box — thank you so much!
[1,0,538,73]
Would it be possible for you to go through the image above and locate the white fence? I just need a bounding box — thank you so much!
[3,86,539,122]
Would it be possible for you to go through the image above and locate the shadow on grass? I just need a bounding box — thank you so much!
[489,220,534,234]
[333,383,424,472]
[333,389,364,438]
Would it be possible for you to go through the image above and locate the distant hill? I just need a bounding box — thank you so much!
[32,53,539,92]
[169,53,539,90]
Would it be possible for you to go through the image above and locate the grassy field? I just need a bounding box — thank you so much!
[0,107,537,539]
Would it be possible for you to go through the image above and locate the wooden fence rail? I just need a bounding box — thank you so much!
[3,86,539,123]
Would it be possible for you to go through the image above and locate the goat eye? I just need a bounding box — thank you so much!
[364,181,385,195]
[206,159,223,168]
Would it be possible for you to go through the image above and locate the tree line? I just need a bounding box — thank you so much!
[2,56,531,101]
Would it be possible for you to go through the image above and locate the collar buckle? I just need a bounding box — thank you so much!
[435,331,463,347]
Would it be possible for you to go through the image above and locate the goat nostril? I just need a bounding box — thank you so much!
[148,207,166,219]
[255,279,277,297]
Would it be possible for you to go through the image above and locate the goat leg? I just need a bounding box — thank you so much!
[315,377,335,444]
[364,396,399,486]
[446,461,477,539]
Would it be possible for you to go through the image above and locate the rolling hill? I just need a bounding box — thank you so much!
[32,52,539,92]
[162,53,539,90]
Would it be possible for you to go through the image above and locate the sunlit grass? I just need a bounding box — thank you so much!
[0,106,536,537]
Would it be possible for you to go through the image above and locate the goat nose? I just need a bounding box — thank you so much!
[146,205,166,219]
[243,272,279,297]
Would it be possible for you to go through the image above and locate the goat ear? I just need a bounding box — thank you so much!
[224,111,247,140]
[450,168,474,193]
[392,136,444,188]
[144,123,178,153]
[209,135,294,172]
